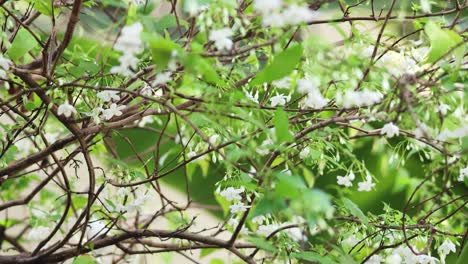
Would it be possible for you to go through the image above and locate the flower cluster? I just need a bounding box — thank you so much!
[110,22,143,77]
[253,0,317,27]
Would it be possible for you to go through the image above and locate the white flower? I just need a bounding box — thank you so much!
[87,107,103,124]
[392,247,419,264]
[256,138,273,155]
[385,253,402,264]
[358,175,375,192]
[252,215,266,225]
[378,51,419,76]
[282,5,316,25]
[272,77,291,89]
[417,255,438,264]
[97,90,120,102]
[458,167,468,182]
[299,147,310,159]
[257,224,279,237]
[114,22,143,54]
[186,1,208,16]
[130,0,145,5]
[57,102,77,118]
[411,46,430,62]
[420,0,431,13]
[436,103,450,115]
[102,103,125,120]
[302,91,329,109]
[364,255,382,264]
[28,226,50,240]
[152,72,172,86]
[0,69,6,79]
[262,12,287,27]
[342,235,359,248]
[381,122,400,138]
[0,55,12,70]
[138,116,154,127]
[270,93,290,107]
[87,219,107,239]
[229,202,250,214]
[209,28,233,51]
[285,226,307,242]
[297,78,320,94]
[110,63,133,77]
[336,90,383,108]
[438,240,456,257]
[337,171,355,187]
[219,187,244,201]
[253,0,282,13]
[244,90,259,104]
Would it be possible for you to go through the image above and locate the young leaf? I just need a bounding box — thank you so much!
[424,22,464,63]
[7,28,38,61]
[342,198,368,225]
[250,44,303,86]
[274,109,294,143]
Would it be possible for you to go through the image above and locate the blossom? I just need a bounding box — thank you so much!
[337,171,355,187]
[381,122,400,138]
[297,78,320,94]
[138,116,154,127]
[357,175,375,192]
[112,22,143,76]
[385,253,402,264]
[28,226,51,240]
[438,240,456,257]
[252,215,266,225]
[302,91,329,109]
[97,90,120,102]
[262,13,287,27]
[253,0,282,13]
[152,72,172,86]
[270,93,290,107]
[299,147,310,159]
[87,219,107,239]
[436,103,450,115]
[272,77,291,89]
[219,187,244,201]
[57,102,77,118]
[420,0,431,13]
[256,138,273,155]
[364,255,382,264]
[336,90,383,108]
[341,235,359,248]
[458,167,468,182]
[114,22,143,54]
[0,55,12,70]
[378,51,419,76]
[101,103,125,120]
[244,90,259,104]
[256,224,279,237]
[417,255,438,264]
[0,69,6,79]
[229,202,250,214]
[282,5,316,25]
[209,28,233,51]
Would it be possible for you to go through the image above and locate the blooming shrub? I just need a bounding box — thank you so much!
[0,0,466,263]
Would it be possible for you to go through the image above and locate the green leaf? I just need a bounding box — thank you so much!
[275,173,306,199]
[200,248,218,258]
[274,109,294,143]
[247,237,277,252]
[7,28,38,61]
[342,198,369,225]
[291,252,337,264]
[250,44,303,86]
[143,34,181,70]
[72,255,98,264]
[456,242,468,264]
[424,22,464,63]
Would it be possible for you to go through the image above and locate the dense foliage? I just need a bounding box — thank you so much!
[0,0,467,263]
